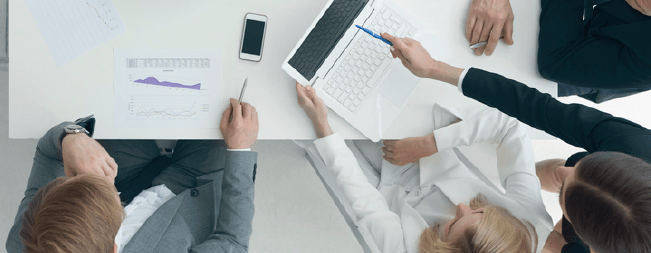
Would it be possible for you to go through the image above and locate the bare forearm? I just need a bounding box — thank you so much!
[314,121,333,139]
[427,61,465,87]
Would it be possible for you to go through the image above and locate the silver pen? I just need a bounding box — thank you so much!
[469,41,487,49]
[230,77,248,122]
[238,77,248,103]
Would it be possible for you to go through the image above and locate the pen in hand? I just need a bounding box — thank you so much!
[238,77,248,103]
[230,77,248,122]
[469,42,487,49]
[355,25,393,46]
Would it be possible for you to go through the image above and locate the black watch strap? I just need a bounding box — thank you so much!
[74,114,96,137]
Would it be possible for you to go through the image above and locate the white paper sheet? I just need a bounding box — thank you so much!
[25,0,125,65]
[114,49,224,129]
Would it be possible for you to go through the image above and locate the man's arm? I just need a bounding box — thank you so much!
[192,151,257,253]
[6,122,70,252]
[537,33,651,89]
[537,0,651,89]
[191,98,259,253]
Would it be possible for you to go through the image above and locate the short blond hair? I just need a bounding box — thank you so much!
[418,194,537,253]
[20,175,124,253]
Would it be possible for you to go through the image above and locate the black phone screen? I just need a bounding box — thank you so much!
[242,20,266,56]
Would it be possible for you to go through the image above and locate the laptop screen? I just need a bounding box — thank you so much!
[288,0,368,81]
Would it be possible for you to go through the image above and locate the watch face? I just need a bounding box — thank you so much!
[65,125,84,134]
[66,125,82,131]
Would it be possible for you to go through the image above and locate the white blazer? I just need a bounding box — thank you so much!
[308,104,553,253]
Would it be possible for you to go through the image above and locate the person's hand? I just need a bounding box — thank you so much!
[220,98,259,149]
[62,133,118,184]
[466,0,515,56]
[382,33,438,78]
[296,82,333,138]
[382,134,438,166]
[535,159,572,193]
[542,219,567,253]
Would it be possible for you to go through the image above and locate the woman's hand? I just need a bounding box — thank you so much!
[296,82,333,138]
[542,219,567,253]
[382,33,438,78]
[382,134,438,166]
[381,33,465,86]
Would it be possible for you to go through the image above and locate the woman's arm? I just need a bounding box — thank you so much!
[314,133,406,253]
[296,82,406,253]
[382,33,651,164]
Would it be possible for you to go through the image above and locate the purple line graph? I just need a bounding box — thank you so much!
[134,77,201,90]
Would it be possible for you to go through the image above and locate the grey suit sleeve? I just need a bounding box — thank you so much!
[191,151,257,253]
[6,122,71,253]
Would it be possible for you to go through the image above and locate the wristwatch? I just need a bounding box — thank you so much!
[59,115,96,145]
[64,124,90,136]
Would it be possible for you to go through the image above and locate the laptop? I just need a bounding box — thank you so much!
[282,0,428,141]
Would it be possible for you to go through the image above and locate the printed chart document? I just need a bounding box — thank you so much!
[114,49,223,128]
[25,0,125,65]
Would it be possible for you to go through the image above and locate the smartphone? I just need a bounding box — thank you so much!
[239,13,267,62]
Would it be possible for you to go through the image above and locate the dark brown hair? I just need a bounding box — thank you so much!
[20,175,123,253]
[565,152,651,253]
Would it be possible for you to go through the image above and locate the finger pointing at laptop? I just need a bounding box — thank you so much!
[382,33,436,78]
[382,33,464,85]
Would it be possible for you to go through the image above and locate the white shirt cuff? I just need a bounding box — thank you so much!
[457,68,469,93]
[227,148,251,151]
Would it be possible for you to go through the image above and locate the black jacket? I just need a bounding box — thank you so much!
[462,67,651,252]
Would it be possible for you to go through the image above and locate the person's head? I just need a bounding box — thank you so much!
[20,174,123,253]
[625,0,651,15]
[418,194,537,253]
[558,152,651,253]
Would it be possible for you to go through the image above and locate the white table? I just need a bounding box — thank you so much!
[9,0,555,139]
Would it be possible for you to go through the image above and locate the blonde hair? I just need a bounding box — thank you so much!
[20,175,124,253]
[418,194,537,253]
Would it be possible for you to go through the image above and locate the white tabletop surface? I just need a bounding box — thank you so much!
[9,0,555,139]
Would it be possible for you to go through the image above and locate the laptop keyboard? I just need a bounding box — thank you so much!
[322,7,416,113]
[288,0,368,81]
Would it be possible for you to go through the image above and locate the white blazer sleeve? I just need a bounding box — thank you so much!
[314,133,407,253]
[432,108,543,202]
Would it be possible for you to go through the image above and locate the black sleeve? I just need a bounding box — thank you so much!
[461,68,651,164]
[537,0,651,90]
[538,29,651,90]
[561,216,590,253]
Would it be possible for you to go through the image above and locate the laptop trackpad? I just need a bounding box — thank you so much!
[379,63,420,108]
[379,31,447,108]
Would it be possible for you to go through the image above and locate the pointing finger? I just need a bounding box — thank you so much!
[382,33,407,52]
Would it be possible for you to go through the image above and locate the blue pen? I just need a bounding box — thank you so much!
[355,25,393,46]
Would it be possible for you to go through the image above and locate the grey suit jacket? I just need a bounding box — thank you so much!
[6,122,258,253]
